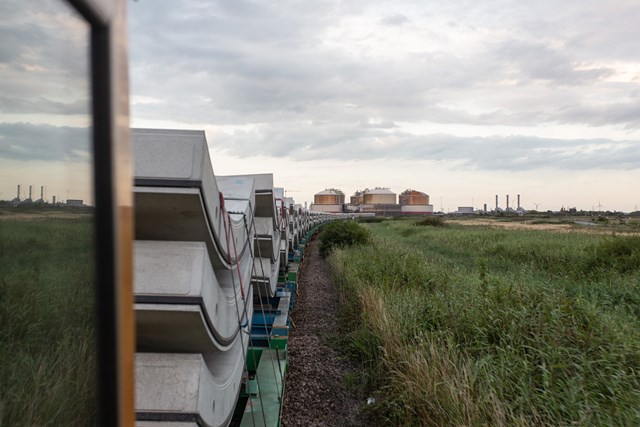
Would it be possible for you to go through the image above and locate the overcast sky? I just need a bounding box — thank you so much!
[0,1,92,204]
[128,0,640,212]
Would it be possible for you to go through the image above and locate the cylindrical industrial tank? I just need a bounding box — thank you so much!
[399,190,429,206]
[313,189,345,205]
[362,188,396,204]
[350,191,363,206]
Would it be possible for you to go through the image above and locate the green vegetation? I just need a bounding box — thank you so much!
[319,220,370,257]
[357,216,387,224]
[415,216,447,227]
[0,215,97,426]
[330,219,640,426]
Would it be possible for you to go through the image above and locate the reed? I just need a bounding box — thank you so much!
[329,219,640,426]
[0,216,97,426]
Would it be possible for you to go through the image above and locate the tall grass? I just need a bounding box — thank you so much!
[0,216,97,426]
[330,220,640,426]
[319,220,370,257]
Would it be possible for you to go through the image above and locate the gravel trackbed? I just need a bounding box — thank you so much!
[281,237,362,427]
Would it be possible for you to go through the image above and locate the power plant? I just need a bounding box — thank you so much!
[311,187,433,216]
[399,189,429,206]
[5,183,76,207]
[363,187,396,205]
[309,188,345,213]
[2,182,532,215]
[490,194,526,214]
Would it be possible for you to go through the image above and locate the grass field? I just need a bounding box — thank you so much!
[0,212,97,426]
[329,218,640,426]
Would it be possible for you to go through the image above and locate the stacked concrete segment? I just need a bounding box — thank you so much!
[222,174,282,298]
[132,129,254,427]
[131,129,361,426]
[274,188,291,270]
[285,197,299,249]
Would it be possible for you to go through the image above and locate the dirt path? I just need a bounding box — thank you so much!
[281,237,362,427]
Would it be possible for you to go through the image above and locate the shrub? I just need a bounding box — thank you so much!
[319,220,370,257]
[357,216,386,223]
[587,235,640,273]
[415,216,447,227]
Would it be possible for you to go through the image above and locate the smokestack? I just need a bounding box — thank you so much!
[40,186,44,201]
[495,194,498,210]
[53,195,56,204]
[29,185,32,200]
[506,195,510,210]
[484,203,487,212]
[517,194,521,210]
[17,184,20,200]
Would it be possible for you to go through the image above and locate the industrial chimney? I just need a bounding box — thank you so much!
[28,185,32,200]
[40,186,44,201]
[517,194,521,210]
[506,195,510,210]
[52,195,56,204]
[484,203,487,212]
[16,184,20,201]
[495,194,498,210]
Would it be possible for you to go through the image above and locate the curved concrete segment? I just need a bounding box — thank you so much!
[274,187,288,234]
[222,199,255,258]
[216,176,256,206]
[134,241,252,351]
[252,254,281,298]
[247,174,278,222]
[216,176,258,263]
[254,217,280,261]
[132,128,294,426]
[132,129,241,270]
[136,332,248,427]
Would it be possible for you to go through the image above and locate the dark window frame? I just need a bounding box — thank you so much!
[66,1,134,425]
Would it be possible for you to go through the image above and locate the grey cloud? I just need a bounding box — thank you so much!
[131,0,498,124]
[0,1,90,112]
[213,122,640,171]
[129,0,640,144]
[0,97,88,115]
[495,41,614,85]
[0,123,90,162]
[359,120,397,129]
[381,14,410,26]
[554,101,640,128]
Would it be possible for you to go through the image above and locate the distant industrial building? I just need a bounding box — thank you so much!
[399,189,429,205]
[350,190,364,206]
[67,199,84,207]
[344,187,436,216]
[362,188,396,205]
[310,188,344,213]
[457,206,474,214]
[315,186,435,216]
[314,188,344,205]
[399,189,434,215]
[361,204,402,216]
[356,188,396,216]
